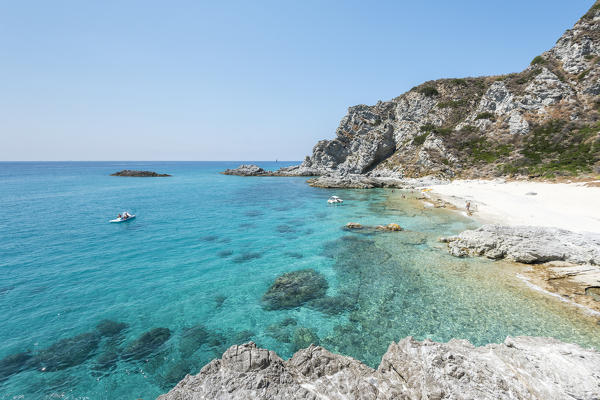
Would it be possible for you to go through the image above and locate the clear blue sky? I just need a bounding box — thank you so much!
[0,1,594,161]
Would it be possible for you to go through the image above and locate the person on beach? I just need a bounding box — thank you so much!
[466,201,472,215]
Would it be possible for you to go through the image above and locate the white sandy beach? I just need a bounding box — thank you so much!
[426,179,600,234]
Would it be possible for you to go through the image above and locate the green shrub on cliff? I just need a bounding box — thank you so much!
[475,112,495,120]
[418,86,439,97]
[412,133,429,146]
[503,120,599,176]
[530,55,546,65]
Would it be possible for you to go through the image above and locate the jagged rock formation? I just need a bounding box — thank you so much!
[222,164,270,176]
[111,170,171,177]
[442,224,600,265]
[271,3,600,187]
[158,337,600,400]
[222,164,318,177]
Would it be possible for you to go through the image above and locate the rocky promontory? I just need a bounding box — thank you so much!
[222,164,319,177]
[111,170,171,177]
[223,2,600,187]
[158,337,600,400]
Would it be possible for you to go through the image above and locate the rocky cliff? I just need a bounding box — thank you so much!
[292,2,600,184]
[158,337,600,400]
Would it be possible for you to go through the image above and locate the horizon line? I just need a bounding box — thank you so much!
[0,160,303,163]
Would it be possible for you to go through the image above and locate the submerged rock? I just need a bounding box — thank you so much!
[232,252,262,263]
[214,294,227,308]
[96,319,128,337]
[445,225,600,265]
[0,351,32,382]
[307,295,357,315]
[262,269,328,310]
[91,348,119,373]
[266,318,297,343]
[110,170,170,177]
[276,224,296,234]
[162,360,195,389]
[179,324,225,358]
[217,249,234,258]
[232,330,254,344]
[291,327,319,352]
[34,332,100,372]
[122,328,171,360]
[201,235,218,241]
[158,337,600,400]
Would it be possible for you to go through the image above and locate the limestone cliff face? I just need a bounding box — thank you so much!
[158,337,600,400]
[300,2,600,180]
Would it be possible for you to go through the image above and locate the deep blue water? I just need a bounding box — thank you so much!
[0,161,599,399]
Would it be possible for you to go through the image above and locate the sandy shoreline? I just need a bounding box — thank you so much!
[425,179,600,234]
[420,178,600,315]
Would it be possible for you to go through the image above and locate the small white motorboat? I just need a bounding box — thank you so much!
[327,196,343,204]
[110,212,136,223]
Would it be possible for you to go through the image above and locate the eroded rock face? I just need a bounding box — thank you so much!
[111,170,171,177]
[157,337,600,400]
[444,225,600,265]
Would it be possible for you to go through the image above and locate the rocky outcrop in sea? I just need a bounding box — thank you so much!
[222,164,319,177]
[158,337,600,400]
[111,170,171,177]
[224,2,600,187]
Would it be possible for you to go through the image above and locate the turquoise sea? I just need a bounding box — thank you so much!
[1,161,599,399]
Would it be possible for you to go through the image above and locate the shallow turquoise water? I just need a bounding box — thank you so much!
[0,162,598,399]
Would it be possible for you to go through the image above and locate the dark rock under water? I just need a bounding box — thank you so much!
[96,319,128,337]
[178,324,225,358]
[0,351,32,382]
[262,269,328,310]
[34,332,101,372]
[122,328,171,360]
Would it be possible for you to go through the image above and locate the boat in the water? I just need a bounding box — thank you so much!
[110,213,136,223]
[327,196,343,204]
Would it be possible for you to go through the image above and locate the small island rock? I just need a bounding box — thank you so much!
[110,170,171,177]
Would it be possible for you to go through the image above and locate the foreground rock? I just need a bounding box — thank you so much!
[111,170,171,177]
[158,337,600,400]
[443,225,600,265]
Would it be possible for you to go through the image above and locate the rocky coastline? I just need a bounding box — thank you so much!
[184,3,600,399]
[223,1,600,188]
[111,169,171,177]
[158,337,600,400]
